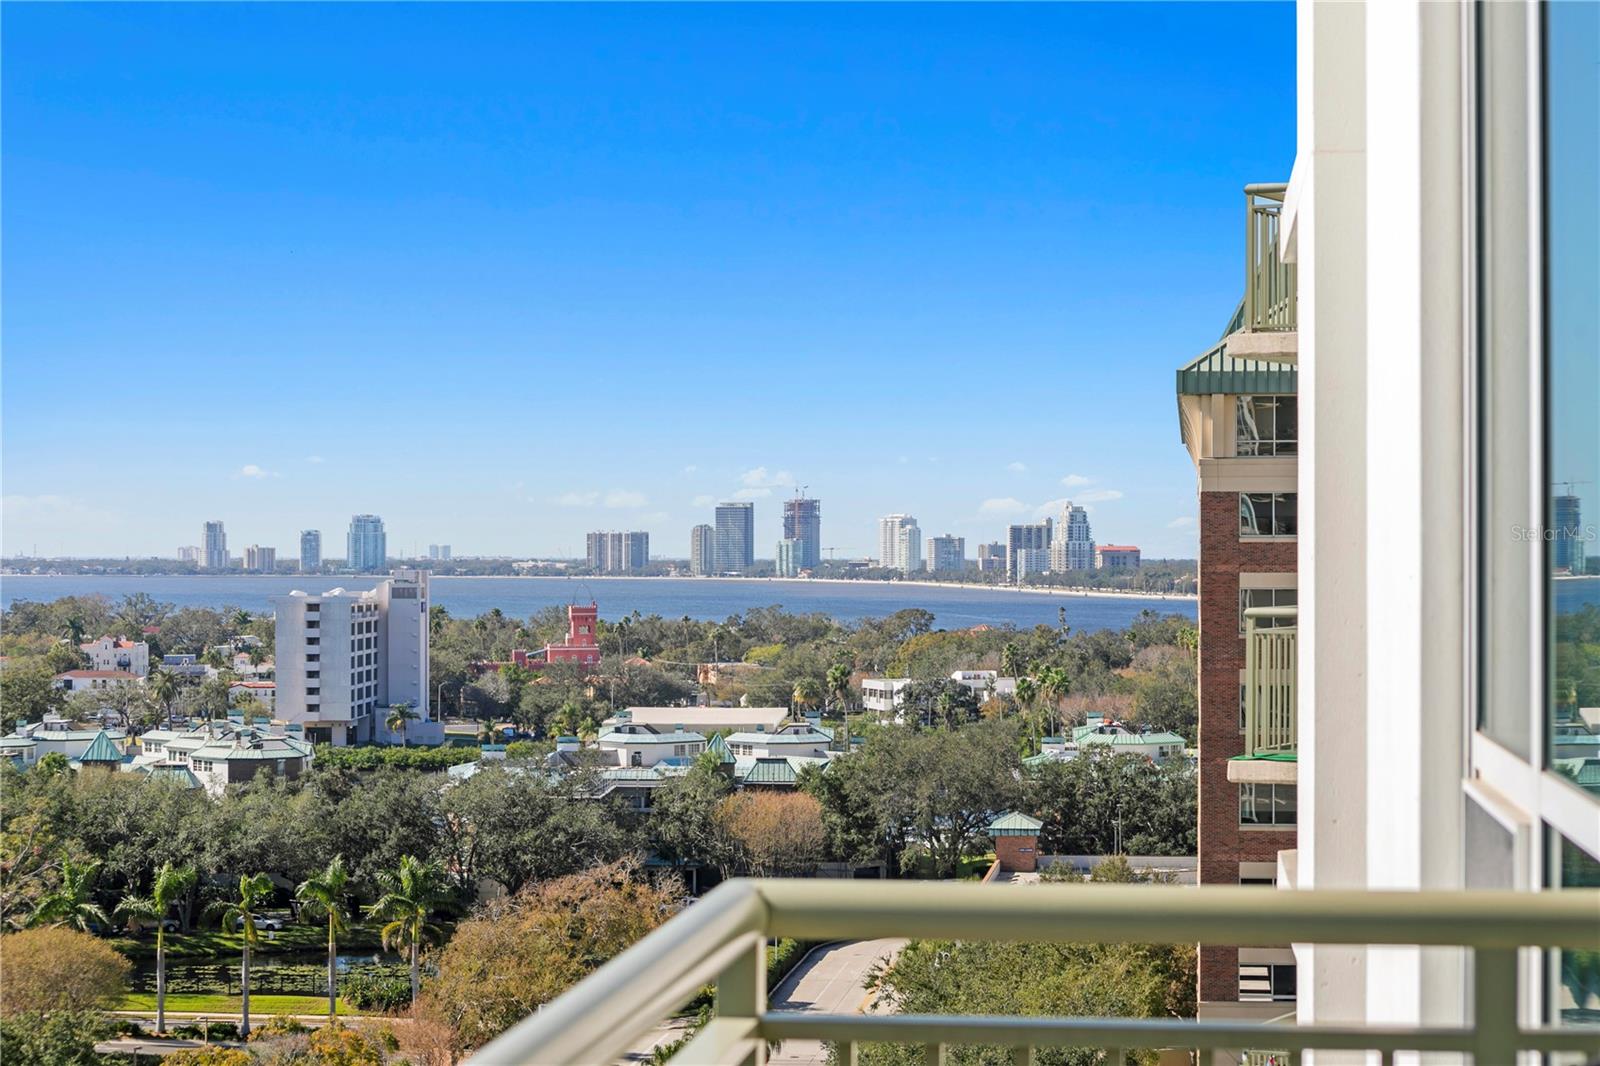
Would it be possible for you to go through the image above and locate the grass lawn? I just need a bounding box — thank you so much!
[116,993,353,1016]
[906,851,997,880]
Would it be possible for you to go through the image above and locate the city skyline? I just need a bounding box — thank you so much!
[1,4,1296,560]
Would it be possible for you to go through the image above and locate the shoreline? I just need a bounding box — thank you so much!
[2,571,1196,603]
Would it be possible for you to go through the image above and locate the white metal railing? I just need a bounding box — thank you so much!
[1244,606,1297,757]
[468,879,1600,1065]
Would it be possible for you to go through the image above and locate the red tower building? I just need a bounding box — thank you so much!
[544,602,602,669]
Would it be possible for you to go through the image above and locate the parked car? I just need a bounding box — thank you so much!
[236,915,285,932]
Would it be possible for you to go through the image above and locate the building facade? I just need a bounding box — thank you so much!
[976,541,1007,573]
[689,524,715,576]
[1553,494,1587,575]
[428,543,452,561]
[178,545,201,565]
[203,520,228,570]
[926,534,965,573]
[1050,503,1095,572]
[1095,545,1141,571]
[271,569,438,746]
[347,514,387,572]
[877,514,921,573]
[1005,520,1052,582]
[244,545,276,573]
[543,602,602,669]
[781,496,822,572]
[713,503,755,575]
[80,637,150,677]
[776,537,803,578]
[300,530,321,572]
[588,531,647,572]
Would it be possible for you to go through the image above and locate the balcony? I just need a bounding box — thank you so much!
[1230,606,1297,786]
[470,879,1600,1065]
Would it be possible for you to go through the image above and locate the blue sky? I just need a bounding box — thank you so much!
[2,3,1296,561]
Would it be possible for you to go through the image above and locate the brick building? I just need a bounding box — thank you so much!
[1175,185,1299,1032]
[544,602,603,669]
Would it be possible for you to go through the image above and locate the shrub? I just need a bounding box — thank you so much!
[172,1021,241,1041]
[312,744,480,773]
[0,1011,112,1066]
[0,927,130,1014]
[304,1023,386,1066]
[341,969,414,1013]
[249,1015,311,1041]
[162,1049,254,1066]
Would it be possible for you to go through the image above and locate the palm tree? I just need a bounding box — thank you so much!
[199,675,231,722]
[148,667,181,730]
[206,872,273,1037]
[385,701,420,746]
[825,664,852,715]
[201,647,228,671]
[367,856,448,1005]
[114,862,196,1034]
[1014,676,1039,734]
[230,609,253,629]
[59,615,87,647]
[1000,642,1025,682]
[791,678,823,716]
[31,856,110,932]
[296,857,352,1020]
[1036,666,1072,737]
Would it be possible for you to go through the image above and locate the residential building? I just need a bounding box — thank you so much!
[227,680,276,710]
[53,670,142,694]
[1050,503,1095,571]
[596,721,707,769]
[861,677,914,716]
[9,717,128,761]
[713,503,755,575]
[781,495,822,572]
[689,524,715,576]
[202,521,228,570]
[346,514,387,572]
[975,541,1007,573]
[609,707,790,736]
[1176,185,1300,1025]
[775,537,803,578]
[300,530,321,572]
[133,720,312,797]
[271,568,439,746]
[177,545,202,565]
[926,534,965,573]
[1013,547,1049,582]
[1005,520,1052,581]
[588,531,648,573]
[1024,714,1187,767]
[543,602,603,669]
[877,514,921,573]
[80,637,149,677]
[724,721,832,760]
[1095,545,1141,571]
[428,543,452,561]
[244,545,276,573]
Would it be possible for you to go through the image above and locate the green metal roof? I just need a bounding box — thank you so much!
[0,737,37,749]
[988,810,1043,835]
[739,758,800,786]
[78,730,123,764]
[706,733,736,765]
[1079,731,1188,747]
[598,729,706,745]
[1176,339,1297,397]
[141,764,203,789]
[1229,751,1299,762]
[726,729,829,746]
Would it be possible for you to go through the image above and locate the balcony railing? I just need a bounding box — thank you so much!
[1244,606,1297,757]
[1244,184,1296,333]
[469,879,1600,1065]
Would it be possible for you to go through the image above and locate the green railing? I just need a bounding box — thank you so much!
[1244,606,1297,757]
[469,879,1600,1065]
[1244,183,1296,333]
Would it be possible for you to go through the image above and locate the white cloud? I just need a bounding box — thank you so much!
[739,467,795,489]
[1167,515,1197,529]
[306,456,325,465]
[1077,488,1124,503]
[236,464,277,480]
[1060,473,1092,488]
[681,465,698,476]
[734,487,772,500]
[603,490,648,509]
[641,511,671,523]
[691,494,716,508]
[978,497,1030,516]
[1034,498,1070,519]
[1007,461,1028,473]
[554,491,600,507]
[2,494,118,523]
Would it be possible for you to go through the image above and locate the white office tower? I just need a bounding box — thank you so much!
[203,521,228,569]
[272,569,440,747]
[1050,502,1095,571]
[877,514,921,573]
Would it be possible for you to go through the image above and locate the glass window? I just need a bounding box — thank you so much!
[1239,963,1297,1002]
[1545,0,1600,798]
[1240,493,1298,538]
[1240,783,1297,827]
[1240,587,1298,634]
[1237,396,1299,457]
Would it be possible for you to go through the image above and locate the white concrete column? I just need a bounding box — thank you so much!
[1294,0,1368,1032]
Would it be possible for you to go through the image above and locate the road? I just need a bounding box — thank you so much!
[767,938,906,1066]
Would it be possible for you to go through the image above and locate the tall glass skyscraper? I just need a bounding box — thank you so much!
[782,496,822,571]
[203,520,228,570]
[347,514,387,572]
[300,530,322,572]
[713,502,755,575]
